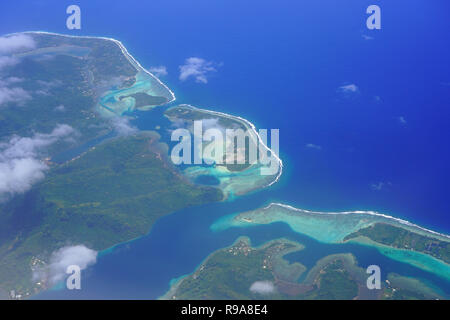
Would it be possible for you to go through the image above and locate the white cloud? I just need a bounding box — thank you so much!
[0,35,36,105]
[0,86,31,106]
[0,34,36,54]
[371,181,391,191]
[362,34,374,40]
[149,66,168,77]
[33,245,97,285]
[249,281,276,295]
[0,56,19,70]
[54,104,65,112]
[338,84,359,93]
[0,125,75,200]
[0,76,31,107]
[0,158,47,197]
[179,57,219,84]
[202,118,227,132]
[306,143,322,150]
[111,117,137,136]
[398,116,407,125]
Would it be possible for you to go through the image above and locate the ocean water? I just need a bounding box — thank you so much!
[1,0,450,298]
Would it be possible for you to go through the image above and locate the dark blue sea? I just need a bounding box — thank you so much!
[1,0,449,298]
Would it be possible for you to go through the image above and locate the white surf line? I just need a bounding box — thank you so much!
[6,31,282,188]
[176,104,284,188]
[261,202,450,240]
[7,31,176,103]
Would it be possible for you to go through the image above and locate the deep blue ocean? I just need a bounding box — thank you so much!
[1,0,449,298]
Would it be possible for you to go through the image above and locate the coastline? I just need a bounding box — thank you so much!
[171,104,284,190]
[267,203,450,241]
[159,236,304,300]
[12,30,177,104]
[3,31,448,298]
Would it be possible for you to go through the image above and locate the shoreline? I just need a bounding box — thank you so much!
[6,30,176,103]
[173,104,284,190]
[3,31,448,298]
[159,235,303,300]
[3,32,447,240]
[266,203,450,241]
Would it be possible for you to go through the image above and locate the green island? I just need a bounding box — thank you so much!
[344,223,450,264]
[212,203,450,281]
[164,104,282,197]
[1,31,449,300]
[0,32,219,298]
[162,237,442,300]
[0,133,222,296]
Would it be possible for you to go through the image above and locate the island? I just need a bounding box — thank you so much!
[162,237,443,300]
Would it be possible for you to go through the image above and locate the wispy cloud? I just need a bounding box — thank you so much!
[32,245,97,286]
[54,104,65,112]
[250,281,276,295]
[149,66,168,77]
[0,56,19,70]
[0,124,75,200]
[179,57,220,84]
[306,143,322,150]
[111,117,137,136]
[338,84,359,94]
[0,85,31,106]
[398,116,407,125]
[371,181,391,191]
[0,74,31,108]
[0,34,35,54]
[0,34,36,106]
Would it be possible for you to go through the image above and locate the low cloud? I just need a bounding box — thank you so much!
[0,56,19,70]
[54,104,65,112]
[202,118,228,132]
[179,57,220,84]
[0,77,31,107]
[338,84,359,93]
[249,281,276,295]
[0,124,75,200]
[0,86,31,106]
[306,143,322,150]
[111,117,137,136]
[33,245,97,286]
[371,181,391,191]
[0,35,36,106]
[0,34,36,54]
[149,66,168,77]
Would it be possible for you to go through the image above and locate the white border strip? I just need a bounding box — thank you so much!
[266,202,450,240]
[6,31,176,103]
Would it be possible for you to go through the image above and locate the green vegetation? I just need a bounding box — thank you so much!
[165,105,247,131]
[344,223,450,264]
[0,133,222,295]
[382,274,442,300]
[165,238,305,300]
[164,238,446,300]
[119,92,168,109]
[165,105,257,172]
[164,238,362,300]
[306,260,358,300]
[31,33,137,84]
[0,32,140,142]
